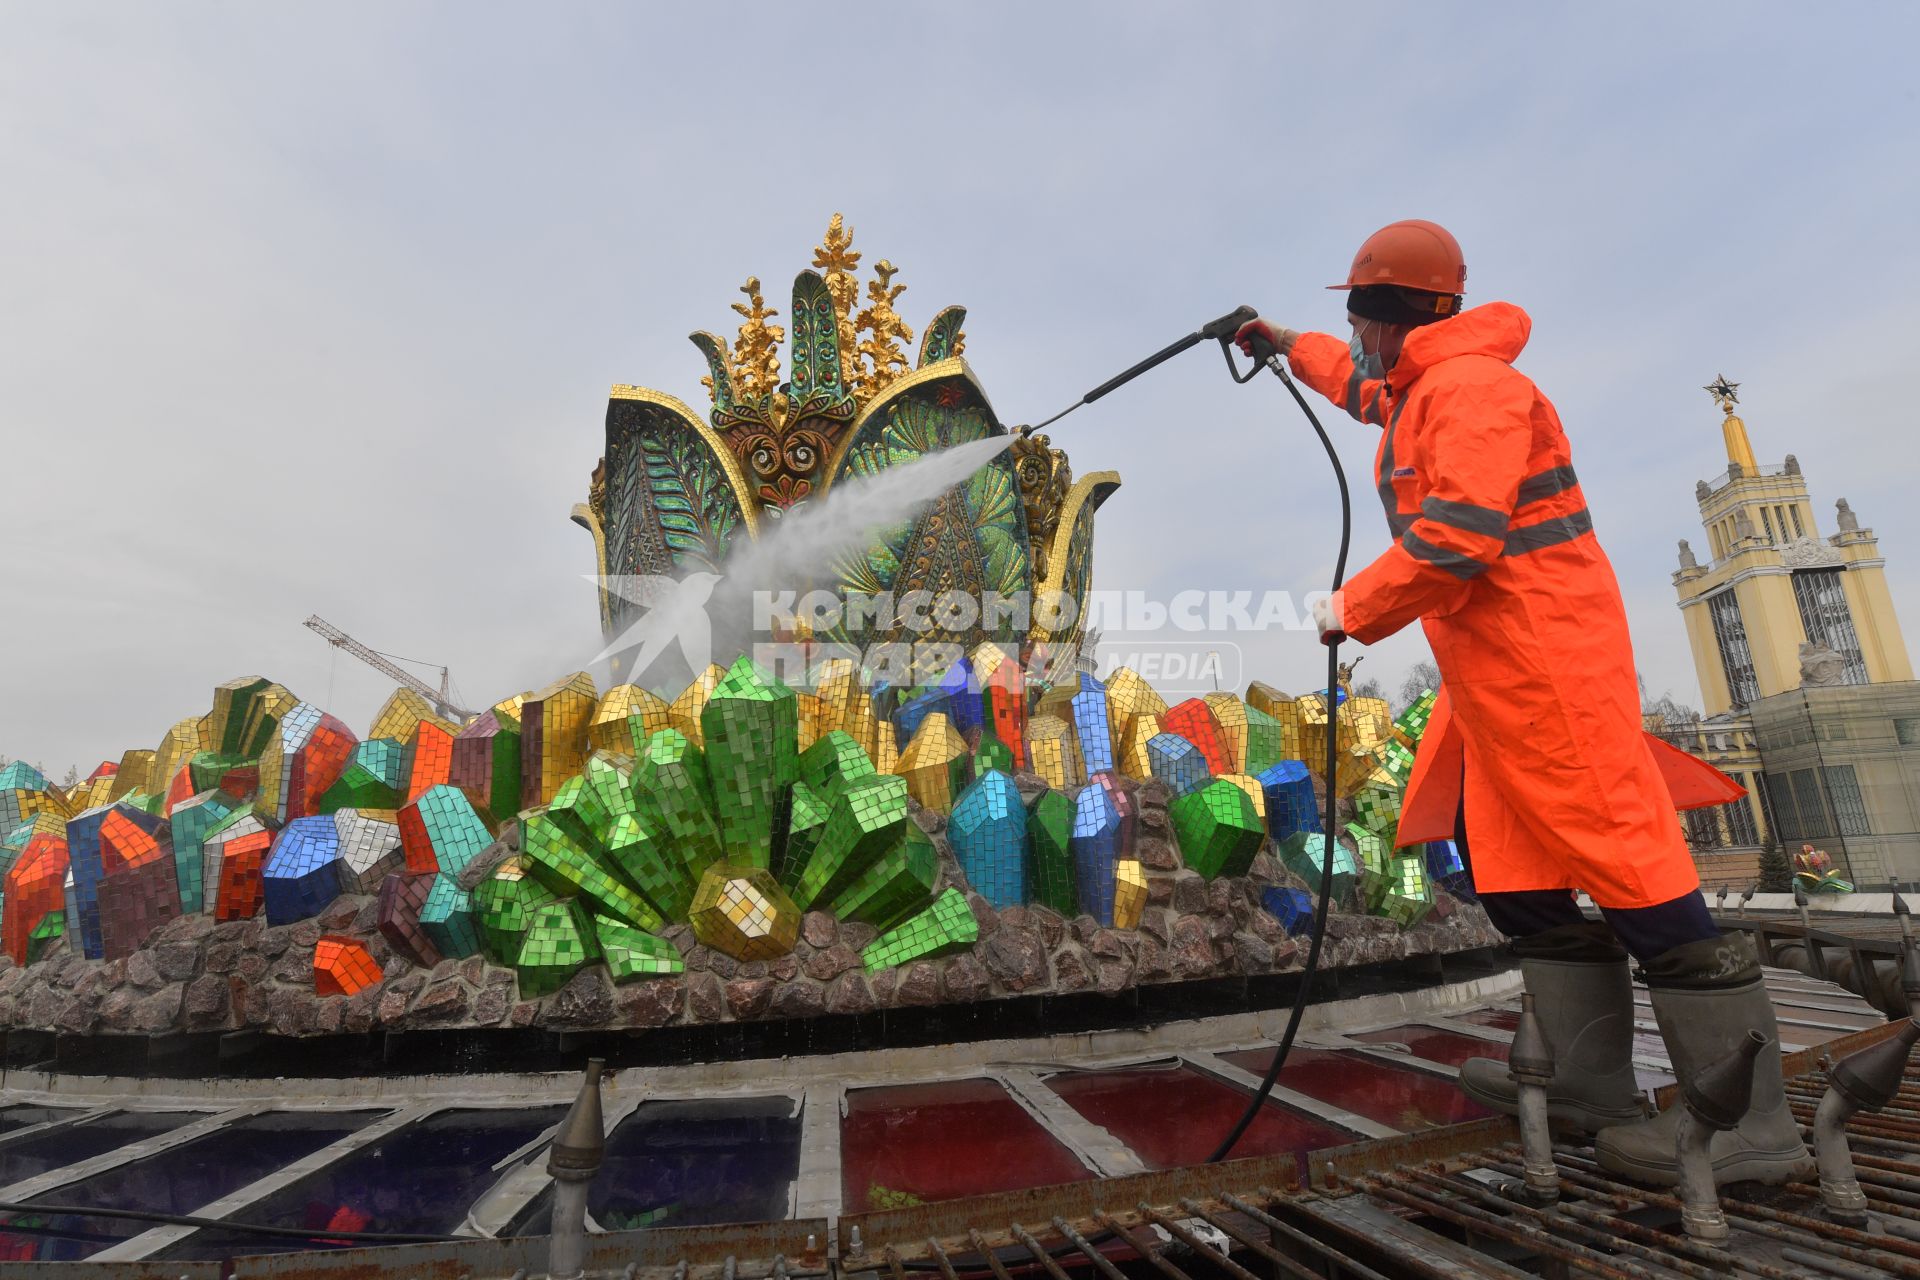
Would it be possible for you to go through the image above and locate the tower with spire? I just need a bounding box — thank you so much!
[1670,378,1918,887]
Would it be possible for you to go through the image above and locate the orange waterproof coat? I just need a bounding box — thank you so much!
[1289,303,1698,909]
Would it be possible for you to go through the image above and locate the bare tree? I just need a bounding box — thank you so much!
[1396,659,1441,714]
[61,764,80,789]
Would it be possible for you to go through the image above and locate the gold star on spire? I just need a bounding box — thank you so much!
[1704,374,1740,414]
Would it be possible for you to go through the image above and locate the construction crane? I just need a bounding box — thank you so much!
[302,615,476,722]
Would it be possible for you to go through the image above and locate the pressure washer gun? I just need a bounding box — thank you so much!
[1019,306,1281,434]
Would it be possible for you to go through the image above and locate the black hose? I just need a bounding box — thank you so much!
[1206,357,1351,1163]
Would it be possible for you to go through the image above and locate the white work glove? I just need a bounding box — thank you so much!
[1311,594,1346,646]
[1233,317,1299,359]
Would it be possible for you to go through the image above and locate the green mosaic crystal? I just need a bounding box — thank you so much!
[474,856,559,962]
[1243,705,1285,775]
[1170,778,1264,879]
[420,872,482,958]
[548,773,612,847]
[522,812,663,932]
[700,656,800,869]
[604,811,689,921]
[27,910,64,963]
[320,739,407,813]
[586,753,635,825]
[1348,821,1390,910]
[1026,789,1077,917]
[1350,769,1402,839]
[1278,830,1358,903]
[187,751,253,795]
[797,729,876,808]
[595,917,685,981]
[829,824,938,932]
[862,887,978,973]
[974,729,1015,776]
[790,773,910,910]
[514,897,602,998]
[1394,690,1437,744]
[779,780,830,893]
[1374,738,1416,784]
[631,729,725,886]
[1377,852,1434,927]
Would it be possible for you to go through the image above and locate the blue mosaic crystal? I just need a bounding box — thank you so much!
[892,686,954,745]
[420,871,483,958]
[1424,839,1476,899]
[65,801,167,959]
[1146,733,1210,799]
[1258,760,1322,840]
[935,658,984,738]
[1068,673,1115,776]
[948,769,1028,909]
[263,815,346,925]
[1069,773,1133,926]
[1261,885,1316,936]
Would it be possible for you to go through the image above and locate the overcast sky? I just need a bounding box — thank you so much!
[4,3,1916,774]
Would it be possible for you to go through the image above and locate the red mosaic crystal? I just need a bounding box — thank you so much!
[2,831,69,964]
[1162,698,1230,775]
[313,934,383,996]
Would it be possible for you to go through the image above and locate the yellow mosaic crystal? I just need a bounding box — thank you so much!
[871,720,899,776]
[369,687,458,743]
[523,671,599,807]
[1026,715,1085,790]
[492,692,528,728]
[814,658,861,736]
[1118,712,1163,779]
[688,864,801,961]
[1246,681,1304,763]
[968,641,1017,686]
[1203,693,1250,773]
[242,684,299,755]
[151,715,211,795]
[1114,858,1148,930]
[589,684,672,756]
[1341,696,1393,755]
[109,749,156,801]
[1105,666,1168,749]
[668,664,725,746]
[1219,772,1267,823]
[896,712,970,813]
[1297,693,1331,773]
[794,691,823,752]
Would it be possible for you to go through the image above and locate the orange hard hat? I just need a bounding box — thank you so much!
[1329,219,1467,296]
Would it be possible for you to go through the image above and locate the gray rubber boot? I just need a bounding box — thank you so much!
[1595,939,1814,1187]
[1458,956,1648,1131]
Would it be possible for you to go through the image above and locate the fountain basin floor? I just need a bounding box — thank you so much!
[0,967,1887,1266]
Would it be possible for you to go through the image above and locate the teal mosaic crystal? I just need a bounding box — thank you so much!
[948,770,1027,908]
[1170,778,1264,879]
[420,871,482,958]
[1278,830,1357,903]
[700,656,799,869]
[320,738,408,813]
[168,788,235,916]
[861,886,979,973]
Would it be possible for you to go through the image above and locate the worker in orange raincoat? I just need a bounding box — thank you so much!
[1238,222,1810,1188]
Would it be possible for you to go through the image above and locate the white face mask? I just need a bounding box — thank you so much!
[1349,320,1385,381]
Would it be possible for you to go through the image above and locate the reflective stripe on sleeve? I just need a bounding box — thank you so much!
[1402,530,1491,580]
[1515,465,1579,506]
[1503,508,1594,555]
[1420,496,1508,539]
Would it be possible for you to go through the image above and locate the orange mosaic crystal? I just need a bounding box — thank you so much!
[313,934,384,996]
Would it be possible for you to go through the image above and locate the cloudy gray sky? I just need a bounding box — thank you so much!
[4,3,1916,774]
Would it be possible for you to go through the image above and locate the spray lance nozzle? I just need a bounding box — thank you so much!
[1025,305,1277,433]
